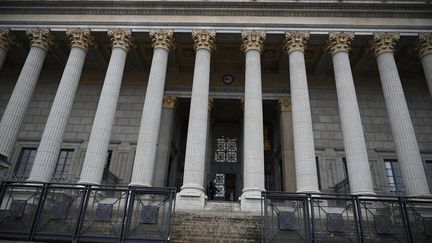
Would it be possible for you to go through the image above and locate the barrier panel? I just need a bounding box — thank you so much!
[262,192,432,243]
[0,181,175,242]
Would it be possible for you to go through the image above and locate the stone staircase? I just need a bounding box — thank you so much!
[171,202,262,243]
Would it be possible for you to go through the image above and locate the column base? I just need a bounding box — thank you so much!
[129,182,152,187]
[240,188,263,212]
[296,189,321,194]
[77,179,100,185]
[351,190,376,196]
[406,192,432,198]
[175,187,206,211]
[26,177,49,183]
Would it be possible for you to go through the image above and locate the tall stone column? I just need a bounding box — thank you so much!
[177,30,215,210]
[278,99,296,192]
[0,29,53,161]
[78,29,133,185]
[240,31,266,211]
[283,32,319,193]
[371,33,430,196]
[327,32,375,195]
[28,29,93,183]
[152,96,177,187]
[0,29,15,70]
[415,33,432,99]
[130,30,174,187]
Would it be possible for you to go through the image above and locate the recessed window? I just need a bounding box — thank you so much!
[15,148,37,179]
[384,159,405,194]
[15,148,74,181]
[53,149,74,181]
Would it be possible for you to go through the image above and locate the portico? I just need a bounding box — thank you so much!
[0,27,431,210]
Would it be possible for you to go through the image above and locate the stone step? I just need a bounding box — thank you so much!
[171,211,262,243]
[204,201,241,212]
[171,237,260,243]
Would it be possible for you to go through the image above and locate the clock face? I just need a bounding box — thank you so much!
[223,74,233,84]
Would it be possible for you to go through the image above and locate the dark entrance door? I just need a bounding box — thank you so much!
[209,122,241,201]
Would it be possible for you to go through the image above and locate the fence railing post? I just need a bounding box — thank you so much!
[118,188,130,243]
[301,195,309,243]
[307,194,315,243]
[122,187,136,241]
[261,192,266,243]
[72,185,91,243]
[399,196,414,243]
[166,188,175,242]
[353,195,365,243]
[27,183,48,241]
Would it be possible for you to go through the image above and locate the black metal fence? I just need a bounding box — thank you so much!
[0,181,176,242]
[262,191,432,243]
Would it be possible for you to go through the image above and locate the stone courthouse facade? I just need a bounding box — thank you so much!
[0,0,432,241]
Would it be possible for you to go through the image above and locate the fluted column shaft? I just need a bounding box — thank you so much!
[79,29,132,185]
[181,48,211,193]
[377,52,429,195]
[152,97,176,187]
[0,29,52,160]
[240,31,266,208]
[177,30,215,210]
[283,32,319,193]
[28,29,92,182]
[328,32,374,194]
[130,31,174,186]
[372,33,430,196]
[289,50,320,193]
[29,47,86,182]
[278,99,296,192]
[421,54,432,98]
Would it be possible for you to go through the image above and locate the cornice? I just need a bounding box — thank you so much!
[0,1,431,19]
[2,21,430,37]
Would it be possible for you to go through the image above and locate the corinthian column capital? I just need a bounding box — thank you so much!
[278,98,292,112]
[66,28,93,51]
[192,30,216,51]
[283,32,310,54]
[26,28,54,50]
[370,32,400,57]
[150,30,175,51]
[241,30,266,53]
[162,95,177,109]
[0,28,16,50]
[414,33,432,58]
[107,28,134,51]
[327,32,354,54]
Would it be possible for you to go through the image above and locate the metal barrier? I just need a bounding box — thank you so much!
[262,191,432,243]
[0,181,176,242]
